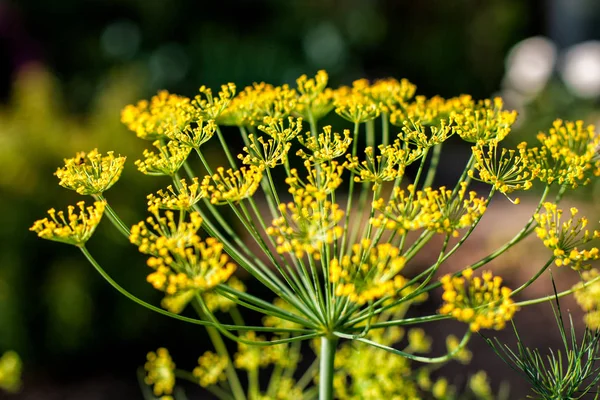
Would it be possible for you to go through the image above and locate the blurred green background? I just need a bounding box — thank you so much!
[2,0,600,398]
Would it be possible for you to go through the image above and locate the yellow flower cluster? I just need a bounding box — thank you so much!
[193,83,236,120]
[453,97,517,143]
[334,89,381,124]
[220,83,297,126]
[285,161,344,201]
[144,348,176,397]
[296,126,352,163]
[534,202,600,269]
[121,90,192,140]
[201,276,246,313]
[258,116,303,142]
[439,268,517,332]
[0,351,21,393]
[372,182,487,237]
[330,239,407,305]
[346,141,422,189]
[470,141,533,198]
[147,177,206,211]
[234,332,293,371]
[398,118,453,149]
[572,268,600,329]
[334,338,420,399]
[528,119,600,188]
[165,118,216,149]
[135,140,191,176]
[55,149,126,195]
[201,165,264,205]
[130,207,235,312]
[266,189,344,259]
[192,351,228,388]
[30,201,105,247]
[238,133,292,169]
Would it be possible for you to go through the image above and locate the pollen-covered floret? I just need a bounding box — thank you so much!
[470,141,534,201]
[329,239,408,305]
[334,90,381,124]
[220,83,297,126]
[147,177,206,211]
[193,351,228,388]
[55,149,126,195]
[345,141,422,189]
[165,118,216,149]
[258,116,303,142]
[527,119,600,188]
[135,140,191,176]
[30,201,105,247]
[192,83,236,120]
[534,202,600,269]
[201,165,264,205]
[439,268,517,332]
[144,348,176,397]
[572,268,600,329]
[285,161,344,201]
[453,97,517,143]
[296,126,352,163]
[266,189,343,259]
[238,133,291,168]
[129,206,203,256]
[121,90,193,140]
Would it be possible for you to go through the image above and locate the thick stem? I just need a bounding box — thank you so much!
[319,336,338,400]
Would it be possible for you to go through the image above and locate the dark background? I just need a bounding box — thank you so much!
[1,0,600,398]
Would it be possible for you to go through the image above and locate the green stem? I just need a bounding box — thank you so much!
[511,257,555,297]
[94,195,130,237]
[515,273,600,307]
[423,143,442,188]
[192,300,247,400]
[319,336,337,400]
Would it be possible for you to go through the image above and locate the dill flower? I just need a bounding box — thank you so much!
[528,119,600,188]
[398,118,453,149]
[201,165,264,205]
[144,348,176,396]
[407,328,432,353]
[192,83,236,120]
[296,126,352,163]
[55,149,126,195]
[135,140,191,176]
[146,236,236,302]
[573,268,600,329]
[30,201,105,247]
[422,183,488,237]
[389,95,447,126]
[534,202,600,269]
[165,118,216,149]
[329,240,408,305]
[364,77,417,112]
[470,141,533,200]
[147,177,206,211]
[296,70,329,106]
[129,206,203,256]
[121,90,192,140]
[334,91,380,124]
[453,97,517,143]
[193,351,228,388]
[439,268,517,332]
[294,87,335,121]
[371,184,431,234]
[220,83,297,126]
[286,161,344,201]
[446,334,472,364]
[238,134,291,169]
[345,142,422,189]
[266,189,344,259]
[0,351,22,393]
[201,276,246,313]
[334,339,419,400]
[258,116,303,142]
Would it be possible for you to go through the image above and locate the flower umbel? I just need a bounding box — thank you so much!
[55,149,126,195]
[145,348,176,397]
[534,202,600,269]
[135,140,191,176]
[440,268,517,332]
[30,201,105,246]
